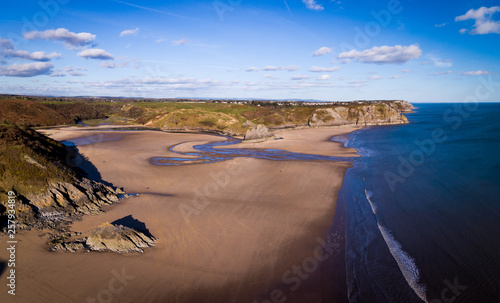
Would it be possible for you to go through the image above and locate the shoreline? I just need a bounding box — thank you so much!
[2,126,359,303]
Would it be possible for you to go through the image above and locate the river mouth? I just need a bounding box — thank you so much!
[150,136,360,166]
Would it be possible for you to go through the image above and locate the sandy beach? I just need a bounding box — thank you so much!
[1,127,358,303]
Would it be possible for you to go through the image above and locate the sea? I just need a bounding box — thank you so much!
[336,103,500,303]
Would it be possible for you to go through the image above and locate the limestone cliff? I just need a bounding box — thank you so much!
[308,102,412,127]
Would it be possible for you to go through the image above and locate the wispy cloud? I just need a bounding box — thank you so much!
[291,75,309,80]
[316,74,331,80]
[460,70,493,76]
[312,46,332,56]
[173,39,188,46]
[338,44,422,64]
[433,70,453,76]
[262,65,299,71]
[309,66,341,72]
[100,61,130,69]
[120,27,140,37]
[245,67,259,72]
[109,0,189,19]
[427,56,453,67]
[303,0,324,11]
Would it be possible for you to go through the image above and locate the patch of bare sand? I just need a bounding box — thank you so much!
[217,127,360,158]
[0,128,354,303]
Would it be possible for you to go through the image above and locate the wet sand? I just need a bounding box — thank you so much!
[1,127,358,303]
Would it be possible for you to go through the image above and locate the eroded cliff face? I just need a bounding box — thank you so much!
[308,101,412,127]
[12,178,124,230]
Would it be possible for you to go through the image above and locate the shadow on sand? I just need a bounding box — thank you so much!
[112,215,154,238]
[65,145,114,187]
[0,261,6,278]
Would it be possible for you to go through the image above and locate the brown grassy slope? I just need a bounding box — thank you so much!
[0,99,72,126]
[0,125,76,194]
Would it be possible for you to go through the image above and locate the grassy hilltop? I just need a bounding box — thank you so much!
[0,95,413,135]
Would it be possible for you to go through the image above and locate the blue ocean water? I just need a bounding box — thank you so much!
[339,103,500,303]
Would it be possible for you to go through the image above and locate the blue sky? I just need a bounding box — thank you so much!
[0,0,499,102]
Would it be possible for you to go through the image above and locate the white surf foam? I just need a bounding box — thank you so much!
[365,189,428,303]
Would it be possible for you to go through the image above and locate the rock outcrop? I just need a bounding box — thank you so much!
[15,178,124,230]
[244,124,274,141]
[49,222,157,254]
[85,222,156,253]
[308,102,411,127]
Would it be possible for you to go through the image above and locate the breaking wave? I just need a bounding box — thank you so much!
[365,190,428,303]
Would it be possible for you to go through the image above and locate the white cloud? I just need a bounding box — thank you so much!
[433,70,453,76]
[291,75,309,80]
[423,55,452,67]
[317,74,331,80]
[4,50,61,62]
[312,46,332,56]
[262,65,299,71]
[155,39,165,43]
[455,6,500,34]
[245,67,259,72]
[459,28,468,34]
[460,70,493,76]
[368,75,381,80]
[24,28,96,49]
[400,69,413,73]
[120,28,140,37]
[337,44,422,64]
[303,0,324,11]
[392,75,403,79]
[435,23,447,27]
[78,49,114,60]
[173,39,188,46]
[0,62,53,77]
[263,74,276,79]
[309,66,341,72]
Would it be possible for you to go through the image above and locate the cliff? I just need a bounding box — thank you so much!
[308,101,412,127]
[0,125,123,231]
